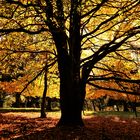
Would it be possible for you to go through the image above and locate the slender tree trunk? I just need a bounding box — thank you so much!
[46,97,52,111]
[123,101,129,112]
[40,68,48,118]
[91,100,97,111]
[15,93,21,108]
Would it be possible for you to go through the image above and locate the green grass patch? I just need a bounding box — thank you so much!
[0,108,60,113]
[83,110,140,118]
[97,111,139,118]
[0,108,41,112]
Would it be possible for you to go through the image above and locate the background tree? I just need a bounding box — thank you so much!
[0,0,140,126]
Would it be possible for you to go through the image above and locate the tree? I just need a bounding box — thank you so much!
[40,55,57,118]
[40,66,48,118]
[0,0,140,126]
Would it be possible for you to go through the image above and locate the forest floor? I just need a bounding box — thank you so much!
[0,111,140,140]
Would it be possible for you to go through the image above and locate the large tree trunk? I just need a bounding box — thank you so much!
[57,74,85,126]
[53,26,85,126]
[47,0,85,126]
[56,47,86,126]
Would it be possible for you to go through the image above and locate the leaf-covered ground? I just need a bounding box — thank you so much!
[0,112,140,140]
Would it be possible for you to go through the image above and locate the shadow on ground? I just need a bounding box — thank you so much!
[0,112,140,140]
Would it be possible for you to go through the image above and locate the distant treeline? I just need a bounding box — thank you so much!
[0,93,60,111]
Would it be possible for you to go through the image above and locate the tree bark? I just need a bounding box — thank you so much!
[46,97,52,111]
[56,50,85,126]
[57,81,85,126]
[47,0,86,126]
[15,93,21,108]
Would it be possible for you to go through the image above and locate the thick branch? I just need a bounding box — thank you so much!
[0,27,48,34]
[0,48,56,56]
[88,77,140,84]
[88,82,140,96]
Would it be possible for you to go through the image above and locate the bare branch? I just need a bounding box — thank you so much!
[19,58,57,94]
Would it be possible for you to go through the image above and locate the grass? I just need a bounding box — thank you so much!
[0,108,60,113]
[0,108,41,112]
[83,110,140,118]
[1,108,140,119]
